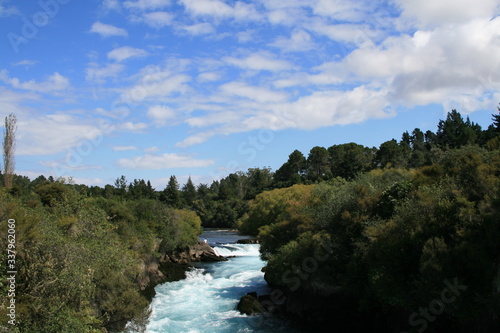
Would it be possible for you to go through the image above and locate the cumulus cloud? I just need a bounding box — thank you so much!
[179,22,215,35]
[86,63,124,83]
[107,46,149,62]
[220,81,289,103]
[17,114,104,156]
[147,105,176,126]
[117,152,214,169]
[0,71,69,93]
[223,51,292,72]
[270,30,316,52]
[396,0,499,27]
[89,22,128,37]
[120,65,191,102]
[139,11,174,28]
[180,0,262,21]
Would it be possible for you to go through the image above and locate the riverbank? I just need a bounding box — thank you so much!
[143,229,300,333]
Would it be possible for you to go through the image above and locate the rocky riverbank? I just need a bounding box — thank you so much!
[138,241,227,300]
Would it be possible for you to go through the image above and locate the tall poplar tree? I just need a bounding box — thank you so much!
[3,113,17,189]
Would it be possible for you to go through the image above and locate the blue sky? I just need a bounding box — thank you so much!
[0,0,499,189]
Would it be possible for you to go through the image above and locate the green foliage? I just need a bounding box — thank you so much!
[237,184,315,238]
[0,182,202,332]
[252,147,500,329]
[34,181,72,206]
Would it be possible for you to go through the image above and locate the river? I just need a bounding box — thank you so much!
[143,229,302,333]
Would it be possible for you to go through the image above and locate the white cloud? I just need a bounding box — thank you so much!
[86,63,124,83]
[101,0,121,12]
[396,0,499,27]
[89,22,128,37]
[117,153,214,169]
[119,121,148,132]
[0,2,18,17]
[224,51,292,72]
[17,114,105,156]
[179,22,215,35]
[270,30,316,52]
[12,60,37,67]
[308,20,381,45]
[124,0,171,11]
[220,82,288,103]
[180,0,261,21]
[343,17,500,111]
[176,131,217,148]
[0,71,69,93]
[197,71,221,82]
[113,145,138,151]
[121,65,191,102]
[107,46,148,62]
[312,0,371,22]
[140,11,174,28]
[147,105,176,126]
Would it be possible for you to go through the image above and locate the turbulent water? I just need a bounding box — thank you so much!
[144,229,301,333]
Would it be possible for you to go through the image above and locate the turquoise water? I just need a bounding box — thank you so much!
[143,230,301,333]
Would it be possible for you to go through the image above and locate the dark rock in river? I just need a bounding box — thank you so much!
[237,293,266,315]
[139,241,227,300]
[163,241,228,264]
[237,238,259,244]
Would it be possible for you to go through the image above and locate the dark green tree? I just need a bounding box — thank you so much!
[246,167,273,199]
[274,149,306,186]
[307,146,330,181]
[376,139,408,168]
[436,110,479,148]
[114,175,128,197]
[182,176,197,207]
[492,104,500,133]
[160,176,181,207]
[328,143,374,179]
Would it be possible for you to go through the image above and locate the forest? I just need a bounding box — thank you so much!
[239,108,500,332]
[0,107,499,332]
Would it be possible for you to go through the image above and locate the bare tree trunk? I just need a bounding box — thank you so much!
[3,113,17,189]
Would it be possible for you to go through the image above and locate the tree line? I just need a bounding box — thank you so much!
[237,108,500,332]
[4,107,499,229]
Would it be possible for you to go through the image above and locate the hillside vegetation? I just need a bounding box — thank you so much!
[237,108,500,332]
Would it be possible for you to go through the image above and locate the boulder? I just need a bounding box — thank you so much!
[237,293,266,315]
[166,241,228,263]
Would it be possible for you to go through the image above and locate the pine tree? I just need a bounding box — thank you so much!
[161,175,181,207]
[182,176,197,207]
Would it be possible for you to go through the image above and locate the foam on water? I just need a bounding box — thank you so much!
[145,241,300,333]
[213,244,261,257]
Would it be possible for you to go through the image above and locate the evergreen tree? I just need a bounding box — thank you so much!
[182,176,197,207]
[306,146,330,181]
[160,176,181,207]
[328,143,374,179]
[492,104,500,133]
[274,150,306,186]
[114,175,128,197]
[436,110,479,148]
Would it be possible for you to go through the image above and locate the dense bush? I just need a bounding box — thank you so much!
[0,188,202,332]
[246,148,500,331]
